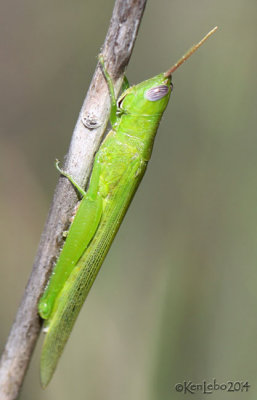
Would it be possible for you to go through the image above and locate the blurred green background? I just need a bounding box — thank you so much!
[1,0,257,399]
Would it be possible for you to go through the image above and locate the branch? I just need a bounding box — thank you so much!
[0,1,147,398]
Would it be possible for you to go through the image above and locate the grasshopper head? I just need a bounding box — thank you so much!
[118,27,217,117]
[118,73,173,116]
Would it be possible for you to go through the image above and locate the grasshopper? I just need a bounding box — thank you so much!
[38,27,217,387]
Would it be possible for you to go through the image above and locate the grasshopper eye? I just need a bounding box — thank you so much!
[145,85,169,101]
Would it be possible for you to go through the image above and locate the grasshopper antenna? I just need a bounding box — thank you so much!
[164,26,218,77]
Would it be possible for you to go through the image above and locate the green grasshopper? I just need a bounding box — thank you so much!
[38,27,217,388]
